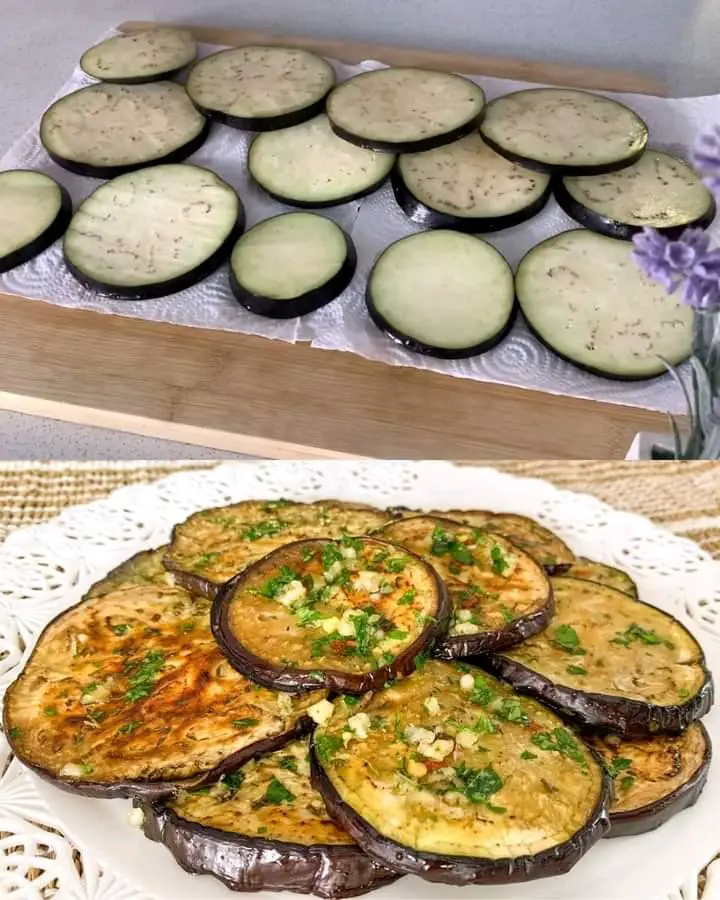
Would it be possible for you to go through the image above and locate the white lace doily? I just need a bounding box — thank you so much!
[1,460,720,900]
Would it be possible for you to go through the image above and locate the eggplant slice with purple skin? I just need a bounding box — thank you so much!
[310,659,611,885]
[587,721,712,837]
[138,737,401,898]
[482,577,714,738]
[163,499,393,599]
[3,547,325,799]
[389,507,575,574]
[380,516,553,659]
[564,557,639,599]
[212,536,451,694]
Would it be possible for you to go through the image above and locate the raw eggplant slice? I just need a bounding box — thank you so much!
[63,164,243,300]
[326,68,486,153]
[393,133,551,232]
[2,548,324,799]
[565,557,638,599]
[380,516,552,658]
[555,149,715,240]
[40,82,209,179]
[587,722,711,837]
[436,509,575,573]
[366,230,515,358]
[483,577,714,738]
[0,170,72,273]
[311,660,611,885]
[186,46,335,131]
[230,213,356,318]
[212,536,451,694]
[138,738,400,898]
[480,88,648,175]
[516,229,693,379]
[80,27,197,84]
[164,500,392,598]
[248,115,395,208]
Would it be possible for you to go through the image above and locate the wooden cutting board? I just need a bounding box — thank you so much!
[0,20,671,459]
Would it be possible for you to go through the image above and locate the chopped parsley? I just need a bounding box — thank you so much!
[296,607,324,627]
[193,551,220,570]
[454,762,506,812]
[222,772,245,794]
[259,566,300,599]
[233,718,260,729]
[414,651,429,672]
[370,550,390,568]
[606,757,633,779]
[43,706,58,717]
[80,762,94,776]
[387,629,408,641]
[110,624,131,636]
[619,775,636,792]
[83,682,98,695]
[500,606,515,623]
[314,734,344,765]
[352,611,374,657]
[301,546,315,562]
[612,623,674,649]
[262,777,295,805]
[178,622,195,634]
[469,675,494,707]
[118,721,141,735]
[678,687,691,699]
[566,664,588,676]
[385,556,409,573]
[340,534,364,552]
[242,518,288,541]
[279,755,299,772]
[86,709,106,724]
[430,526,475,566]
[473,716,498,735]
[494,698,530,725]
[257,826,268,834]
[8,727,21,740]
[531,728,587,770]
[124,650,165,703]
[343,695,361,706]
[397,589,416,606]
[490,546,509,576]
[322,543,344,570]
[552,624,586,655]
[520,750,538,760]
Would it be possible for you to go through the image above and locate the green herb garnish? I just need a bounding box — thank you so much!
[279,755,299,772]
[343,695,361,707]
[566,664,588,676]
[257,826,268,834]
[500,606,515,623]
[222,772,245,794]
[80,762,94,776]
[494,698,530,725]
[552,624,586,655]
[454,762,505,812]
[397,589,416,606]
[178,622,195,634]
[490,546,508,576]
[7,727,21,740]
[124,650,165,703]
[473,716,498,735]
[385,556,409,573]
[233,718,260,729]
[110,624,131,636]
[387,629,408,640]
[620,775,636,792]
[118,721,141,735]
[612,623,674,649]
[520,751,538,760]
[322,543,344,570]
[414,651,429,672]
[469,675,494,706]
[262,776,295,805]
[531,728,587,769]
[43,706,58,717]
[193,551,220,570]
[241,518,287,541]
[259,565,300,599]
[314,734,344,765]
[301,546,315,562]
[606,757,633,779]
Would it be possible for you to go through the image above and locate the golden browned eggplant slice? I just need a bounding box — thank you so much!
[430,509,575,573]
[380,516,552,658]
[311,660,611,885]
[587,722,711,837]
[139,738,400,898]
[164,500,392,597]
[565,557,638,598]
[483,577,713,737]
[3,548,324,799]
[212,536,450,694]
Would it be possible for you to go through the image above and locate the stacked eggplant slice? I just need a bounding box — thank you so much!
[4,497,714,896]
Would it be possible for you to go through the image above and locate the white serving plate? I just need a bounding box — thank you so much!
[1,460,719,900]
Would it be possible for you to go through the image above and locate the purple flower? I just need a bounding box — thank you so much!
[632,227,720,311]
[692,125,720,196]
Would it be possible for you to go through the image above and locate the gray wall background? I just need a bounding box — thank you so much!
[1,0,716,157]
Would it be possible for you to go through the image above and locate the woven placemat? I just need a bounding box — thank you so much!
[1,460,719,559]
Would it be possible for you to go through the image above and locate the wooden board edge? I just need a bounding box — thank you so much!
[117,20,666,96]
[0,391,363,460]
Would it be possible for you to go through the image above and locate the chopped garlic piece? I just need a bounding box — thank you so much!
[277,693,293,715]
[324,561,344,583]
[320,616,341,634]
[347,712,370,739]
[308,699,334,726]
[337,619,355,637]
[407,758,428,778]
[127,807,145,828]
[276,580,307,607]
[404,725,436,745]
[59,763,86,778]
[459,674,475,691]
[424,696,440,716]
[457,609,473,623]
[352,570,384,594]
[341,546,357,560]
[456,730,478,749]
[417,738,455,761]
[454,622,481,635]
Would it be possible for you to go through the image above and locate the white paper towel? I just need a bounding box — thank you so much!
[3,32,720,414]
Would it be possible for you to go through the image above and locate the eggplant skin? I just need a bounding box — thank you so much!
[605,721,712,838]
[139,798,400,898]
[211,537,452,695]
[329,112,484,155]
[553,177,717,242]
[481,133,646,177]
[0,180,73,274]
[250,170,391,211]
[189,92,330,133]
[310,752,611,885]
[64,205,244,302]
[366,287,518,360]
[230,231,357,319]
[482,652,714,739]
[390,166,551,234]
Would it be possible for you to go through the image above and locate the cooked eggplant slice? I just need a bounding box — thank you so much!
[212,536,450,694]
[516,229,693,379]
[40,82,209,179]
[555,149,715,240]
[139,738,400,898]
[483,577,714,738]
[85,546,176,599]
[587,722,711,837]
[565,557,638,599]
[380,516,552,658]
[2,548,324,798]
[164,500,392,597]
[248,115,395,208]
[230,213,357,318]
[0,170,72,273]
[80,27,197,84]
[64,164,243,300]
[311,660,610,884]
[434,509,575,574]
[480,88,648,175]
[393,133,551,232]
[186,46,335,131]
[366,231,515,359]
[326,68,486,153]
